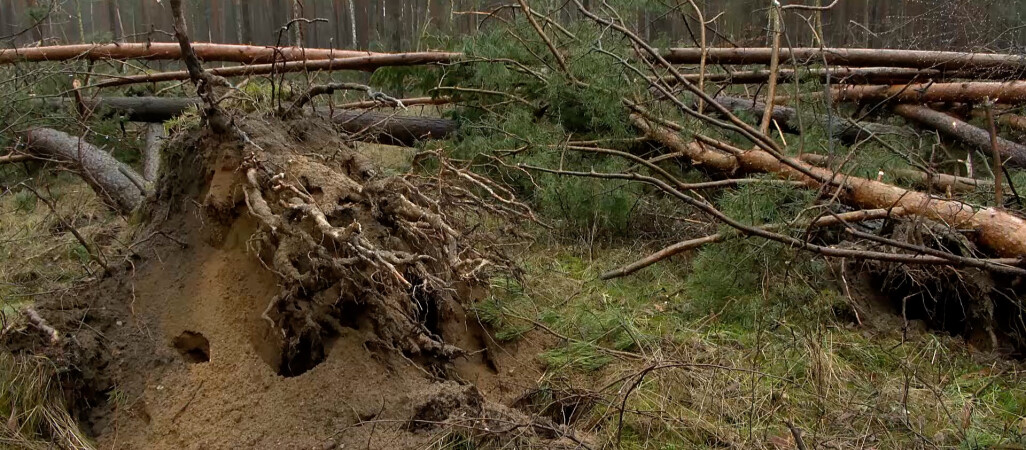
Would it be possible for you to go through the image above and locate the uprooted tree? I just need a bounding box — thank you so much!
[7,0,1026,446]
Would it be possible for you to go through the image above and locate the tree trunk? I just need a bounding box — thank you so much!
[317,109,456,146]
[143,124,165,182]
[21,128,144,213]
[0,43,405,65]
[662,47,1026,73]
[657,67,981,85]
[92,52,461,88]
[893,104,1026,167]
[710,95,910,143]
[634,116,1026,258]
[832,81,1026,105]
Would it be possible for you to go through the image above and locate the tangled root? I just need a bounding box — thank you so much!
[184,119,525,376]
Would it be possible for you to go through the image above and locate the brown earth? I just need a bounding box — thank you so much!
[4,118,580,449]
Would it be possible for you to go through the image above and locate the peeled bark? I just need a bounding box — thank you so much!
[635,116,1026,258]
[0,42,409,65]
[93,52,460,88]
[21,128,143,213]
[662,47,1026,73]
[711,95,910,142]
[833,81,1026,105]
[893,104,1026,167]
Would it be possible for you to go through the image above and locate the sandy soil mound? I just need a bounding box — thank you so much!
[3,118,581,449]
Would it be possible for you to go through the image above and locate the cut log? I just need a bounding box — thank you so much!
[0,42,437,65]
[893,104,1026,167]
[634,116,1026,258]
[710,95,910,142]
[832,81,1026,105]
[21,128,144,213]
[93,52,460,88]
[661,47,1026,74]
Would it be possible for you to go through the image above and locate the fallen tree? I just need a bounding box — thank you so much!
[92,52,460,88]
[20,128,144,213]
[35,97,457,146]
[832,81,1026,105]
[893,104,1026,167]
[799,153,998,193]
[634,116,1026,259]
[0,42,426,65]
[657,67,979,85]
[661,47,1026,74]
[709,95,910,142]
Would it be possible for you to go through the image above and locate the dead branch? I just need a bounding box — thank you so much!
[602,207,909,279]
[23,307,59,345]
[169,0,230,133]
[288,82,404,114]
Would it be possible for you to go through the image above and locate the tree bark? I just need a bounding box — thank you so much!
[143,124,165,182]
[634,116,1026,258]
[661,47,1026,73]
[0,43,430,65]
[800,153,996,193]
[658,67,981,85]
[832,81,1026,105]
[21,128,144,213]
[33,97,457,146]
[710,95,910,143]
[317,109,456,146]
[92,52,461,88]
[893,104,1026,167]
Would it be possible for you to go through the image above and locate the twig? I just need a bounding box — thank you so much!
[984,99,1004,206]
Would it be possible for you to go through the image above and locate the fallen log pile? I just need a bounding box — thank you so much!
[6,35,1026,276]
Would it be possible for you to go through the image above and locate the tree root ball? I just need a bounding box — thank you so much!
[158,117,500,376]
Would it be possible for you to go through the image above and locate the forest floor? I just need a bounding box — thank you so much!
[2,121,1026,450]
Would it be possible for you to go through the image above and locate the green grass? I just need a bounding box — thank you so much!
[479,241,1026,449]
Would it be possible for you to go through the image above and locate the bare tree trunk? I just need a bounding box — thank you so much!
[21,128,144,213]
[0,43,382,65]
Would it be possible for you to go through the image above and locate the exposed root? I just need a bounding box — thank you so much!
[187,118,525,375]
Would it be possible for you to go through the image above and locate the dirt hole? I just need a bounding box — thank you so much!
[172,331,210,363]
